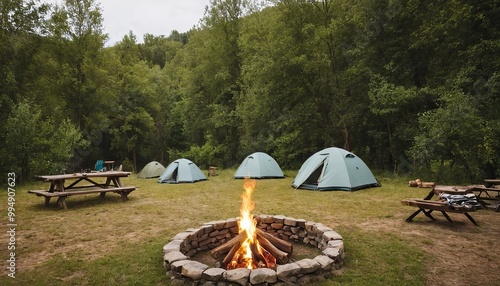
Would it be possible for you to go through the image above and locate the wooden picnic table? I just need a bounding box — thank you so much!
[29,171,137,210]
[469,179,500,211]
[402,185,478,225]
[420,185,472,200]
[483,179,500,186]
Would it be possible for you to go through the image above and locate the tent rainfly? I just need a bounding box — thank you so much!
[292,147,380,191]
[137,161,165,179]
[157,158,207,184]
[234,152,285,179]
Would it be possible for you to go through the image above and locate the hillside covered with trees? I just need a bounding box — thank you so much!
[1,0,499,183]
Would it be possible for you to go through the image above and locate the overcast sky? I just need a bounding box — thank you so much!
[43,0,211,46]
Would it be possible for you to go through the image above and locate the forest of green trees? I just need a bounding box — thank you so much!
[1,0,499,183]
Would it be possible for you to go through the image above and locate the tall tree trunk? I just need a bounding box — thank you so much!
[132,148,137,173]
[386,116,396,173]
[342,123,350,151]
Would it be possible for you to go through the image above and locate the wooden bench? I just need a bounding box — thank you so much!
[402,199,478,225]
[470,186,500,211]
[29,186,137,210]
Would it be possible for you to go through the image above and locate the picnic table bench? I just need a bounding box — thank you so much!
[29,171,137,210]
[402,185,479,225]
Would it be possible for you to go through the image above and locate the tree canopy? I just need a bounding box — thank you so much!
[1,0,499,184]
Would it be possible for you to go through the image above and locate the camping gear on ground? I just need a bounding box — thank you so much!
[292,147,380,191]
[234,152,285,179]
[157,158,207,184]
[137,161,166,179]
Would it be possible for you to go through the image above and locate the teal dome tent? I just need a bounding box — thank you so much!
[158,158,207,184]
[234,152,285,179]
[137,161,165,179]
[292,147,380,191]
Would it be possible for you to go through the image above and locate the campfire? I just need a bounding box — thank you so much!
[210,178,293,270]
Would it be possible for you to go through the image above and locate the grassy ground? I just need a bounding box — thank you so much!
[1,169,499,285]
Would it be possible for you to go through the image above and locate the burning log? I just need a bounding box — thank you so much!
[211,231,248,259]
[256,228,293,254]
[212,229,292,267]
[255,232,290,264]
[218,178,293,270]
[222,242,241,265]
[250,241,270,268]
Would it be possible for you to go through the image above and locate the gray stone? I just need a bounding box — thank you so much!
[295,258,321,274]
[276,263,301,279]
[224,268,251,285]
[209,230,221,237]
[191,240,199,248]
[315,225,332,237]
[163,240,183,254]
[298,230,307,237]
[295,219,307,228]
[171,260,192,273]
[164,251,188,264]
[181,261,209,280]
[278,276,298,285]
[313,255,335,270]
[186,228,201,239]
[201,267,226,282]
[172,231,193,241]
[273,215,286,222]
[213,220,227,230]
[201,224,214,234]
[322,247,340,259]
[224,218,238,228]
[186,249,197,257]
[218,228,229,235]
[305,221,316,232]
[199,238,212,247]
[284,217,297,226]
[322,230,342,241]
[249,268,277,284]
[259,215,274,224]
[271,223,284,230]
[328,239,344,249]
[230,226,239,234]
[170,277,189,286]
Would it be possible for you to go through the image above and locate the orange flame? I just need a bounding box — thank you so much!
[226,178,276,270]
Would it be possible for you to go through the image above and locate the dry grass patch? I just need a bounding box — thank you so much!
[0,170,498,285]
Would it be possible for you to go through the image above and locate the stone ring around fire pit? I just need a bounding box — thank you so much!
[163,214,345,285]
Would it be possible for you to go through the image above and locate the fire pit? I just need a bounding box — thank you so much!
[162,180,345,285]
